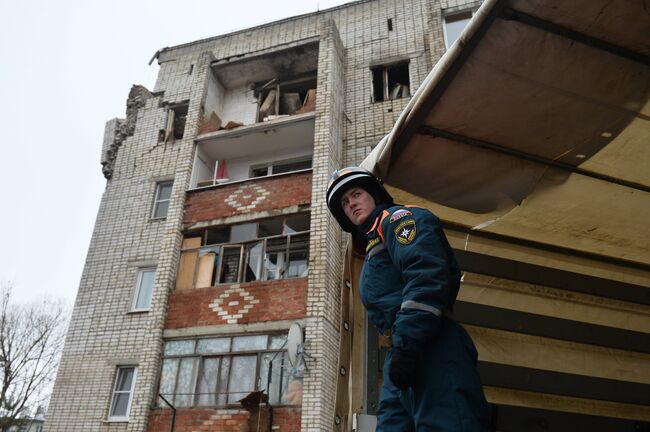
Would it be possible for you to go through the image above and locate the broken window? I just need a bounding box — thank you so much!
[175,213,311,289]
[371,62,410,102]
[287,234,309,278]
[162,103,189,142]
[218,246,242,284]
[158,334,296,407]
[152,181,173,219]
[256,75,317,122]
[444,10,474,49]
[251,157,312,178]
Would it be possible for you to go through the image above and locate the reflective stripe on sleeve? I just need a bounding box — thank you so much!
[401,300,442,318]
[367,243,386,259]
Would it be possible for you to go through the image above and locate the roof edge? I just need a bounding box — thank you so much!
[156,0,372,57]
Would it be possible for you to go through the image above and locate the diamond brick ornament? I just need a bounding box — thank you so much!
[209,284,260,324]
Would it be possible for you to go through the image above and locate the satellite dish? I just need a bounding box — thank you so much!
[287,322,304,368]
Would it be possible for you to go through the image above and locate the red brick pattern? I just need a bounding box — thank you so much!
[184,172,312,225]
[165,278,307,329]
[147,407,301,432]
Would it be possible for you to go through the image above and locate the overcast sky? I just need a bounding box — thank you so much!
[0,0,354,307]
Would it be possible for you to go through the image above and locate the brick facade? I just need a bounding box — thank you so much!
[46,1,478,431]
[146,407,301,432]
[165,278,307,328]
[183,172,312,225]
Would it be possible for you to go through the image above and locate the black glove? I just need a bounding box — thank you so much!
[389,348,418,390]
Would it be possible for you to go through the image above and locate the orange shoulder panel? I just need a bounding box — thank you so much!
[376,210,390,243]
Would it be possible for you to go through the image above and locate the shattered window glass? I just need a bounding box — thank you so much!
[287,233,309,278]
[219,246,241,284]
[258,218,284,237]
[265,237,287,280]
[180,212,310,286]
[283,213,310,234]
[244,242,263,282]
[260,353,283,405]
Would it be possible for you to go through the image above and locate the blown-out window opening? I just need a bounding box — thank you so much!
[175,213,310,290]
[371,61,410,102]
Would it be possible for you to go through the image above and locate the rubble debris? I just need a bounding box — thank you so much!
[198,112,222,135]
[389,83,409,100]
[297,89,316,114]
[224,121,244,130]
[259,89,277,119]
[260,77,278,90]
[164,103,189,142]
[239,391,271,432]
[280,92,302,115]
[264,115,290,122]
[101,85,153,180]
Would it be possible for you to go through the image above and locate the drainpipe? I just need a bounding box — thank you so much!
[158,393,176,432]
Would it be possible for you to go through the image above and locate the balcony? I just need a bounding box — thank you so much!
[203,40,318,126]
[190,113,315,189]
[176,213,310,291]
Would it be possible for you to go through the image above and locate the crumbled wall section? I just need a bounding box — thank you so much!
[101,85,154,180]
[46,49,213,431]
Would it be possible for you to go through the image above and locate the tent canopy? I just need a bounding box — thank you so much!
[362,0,650,267]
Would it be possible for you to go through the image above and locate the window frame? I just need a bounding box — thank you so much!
[108,366,137,422]
[130,268,156,312]
[249,156,312,179]
[180,213,311,288]
[151,181,173,219]
[209,231,309,285]
[158,334,292,408]
[370,61,411,103]
[442,9,477,49]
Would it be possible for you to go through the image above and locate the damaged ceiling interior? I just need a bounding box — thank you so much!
[362,0,650,267]
[211,41,319,88]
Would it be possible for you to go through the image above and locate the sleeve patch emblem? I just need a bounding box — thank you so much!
[394,219,416,245]
[389,209,412,223]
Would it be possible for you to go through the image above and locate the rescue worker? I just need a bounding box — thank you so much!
[326,167,490,431]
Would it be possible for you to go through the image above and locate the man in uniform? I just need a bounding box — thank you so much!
[326,167,490,431]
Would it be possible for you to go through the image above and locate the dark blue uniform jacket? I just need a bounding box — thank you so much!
[360,203,461,352]
[359,203,489,431]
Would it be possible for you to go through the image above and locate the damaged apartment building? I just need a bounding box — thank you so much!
[46,0,650,431]
[47,1,451,429]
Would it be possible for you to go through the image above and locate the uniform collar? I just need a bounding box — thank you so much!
[357,202,391,238]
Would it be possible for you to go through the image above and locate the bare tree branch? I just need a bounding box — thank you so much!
[0,282,68,430]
